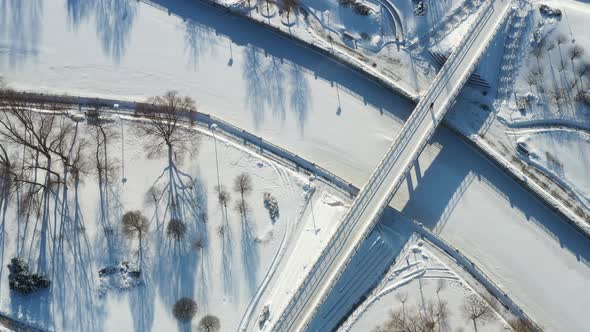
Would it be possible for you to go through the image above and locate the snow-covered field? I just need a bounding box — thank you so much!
[518,128,590,207]
[0,110,350,331]
[2,0,590,331]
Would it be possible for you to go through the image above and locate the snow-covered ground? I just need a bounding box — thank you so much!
[0,110,350,331]
[2,0,590,331]
[518,128,590,207]
[341,239,509,332]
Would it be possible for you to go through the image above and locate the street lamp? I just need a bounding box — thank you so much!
[115,106,127,185]
[211,124,221,189]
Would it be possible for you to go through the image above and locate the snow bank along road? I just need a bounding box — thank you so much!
[272,1,513,330]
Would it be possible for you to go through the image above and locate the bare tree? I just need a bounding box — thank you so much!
[551,89,566,112]
[509,318,537,332]
[167,218,187,240]
[234,172,253,217]
[0,95,87,269]
[138,91,198,160]
[556,33,567,53]
[0,144,18,217]
[569,45,584,63]
[172,297,198,322]
[576,62,590,90]
[139,91,200,237]
[395,292,409,314]
[558,59,568,72]
[377,300,449,332]
[215,184,231,208]
[435,279,446,305]
[197,315,221,332]
[531,45,544,67]
[526,71,538,91]
[282,0,299,22]
[192,237,205,251]
[462,295,496,332]
[545,40,556,54]
[122,211,149,267]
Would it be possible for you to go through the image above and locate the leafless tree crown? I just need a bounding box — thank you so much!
[462,295,496,330]
[376,300,449,332]
[167,218,187,240]
[172,297,198,321]
[121,210,149,239]
[138,91,199,159]
[197,315,221,332]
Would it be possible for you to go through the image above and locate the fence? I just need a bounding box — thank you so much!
[0,90,359,200]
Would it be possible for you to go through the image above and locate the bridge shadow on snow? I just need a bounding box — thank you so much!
[307,209,414,331]
[400,128,590,268]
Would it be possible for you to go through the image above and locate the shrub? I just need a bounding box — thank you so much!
[7,258,51,294]
[172,297,198,321]
[353,2,371,16]
[263,192,280,221]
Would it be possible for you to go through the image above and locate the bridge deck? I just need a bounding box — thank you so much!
[273,1,513,331]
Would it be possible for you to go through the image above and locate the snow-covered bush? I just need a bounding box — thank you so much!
[7,257,51,294]
[97,261,141,296]
[539,5,561,19]
[172,297,198,322]
[263,192,280,221]
[337,0,370,16]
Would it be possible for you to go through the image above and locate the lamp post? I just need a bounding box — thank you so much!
[211,124,221,189]
[116,107,127,185]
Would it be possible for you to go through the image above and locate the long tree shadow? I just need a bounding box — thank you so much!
[0,0,43,68]
[148,0,413,130]
[66,0,95,28]
[149,151,206,322]
[289,63,312,134]
[129,268,155,332]
[239,208,259,296]
[65,0,137,63]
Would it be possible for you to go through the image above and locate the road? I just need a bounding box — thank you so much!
[272,1,514,330]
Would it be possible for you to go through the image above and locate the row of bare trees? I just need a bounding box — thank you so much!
[377,286,537,332]
[526,33,589,112]
[0,87,91,273]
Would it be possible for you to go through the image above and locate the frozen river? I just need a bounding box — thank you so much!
[1,0,590,330]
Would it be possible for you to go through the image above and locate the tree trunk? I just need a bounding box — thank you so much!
[139,231,143,270]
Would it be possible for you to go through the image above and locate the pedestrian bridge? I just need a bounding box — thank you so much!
[272,0,513,330]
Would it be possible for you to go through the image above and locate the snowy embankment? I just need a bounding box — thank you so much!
[518,129,590,209]
[0,105,350,331]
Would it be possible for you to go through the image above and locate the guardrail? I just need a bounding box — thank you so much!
[0,90,359,200]
[272,1,511,330]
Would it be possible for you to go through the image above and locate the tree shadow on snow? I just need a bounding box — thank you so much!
[65,0,137,63]
[148,0,413,131]
[240,208,259,296]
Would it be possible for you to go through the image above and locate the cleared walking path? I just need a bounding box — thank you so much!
[272,1,513,330]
